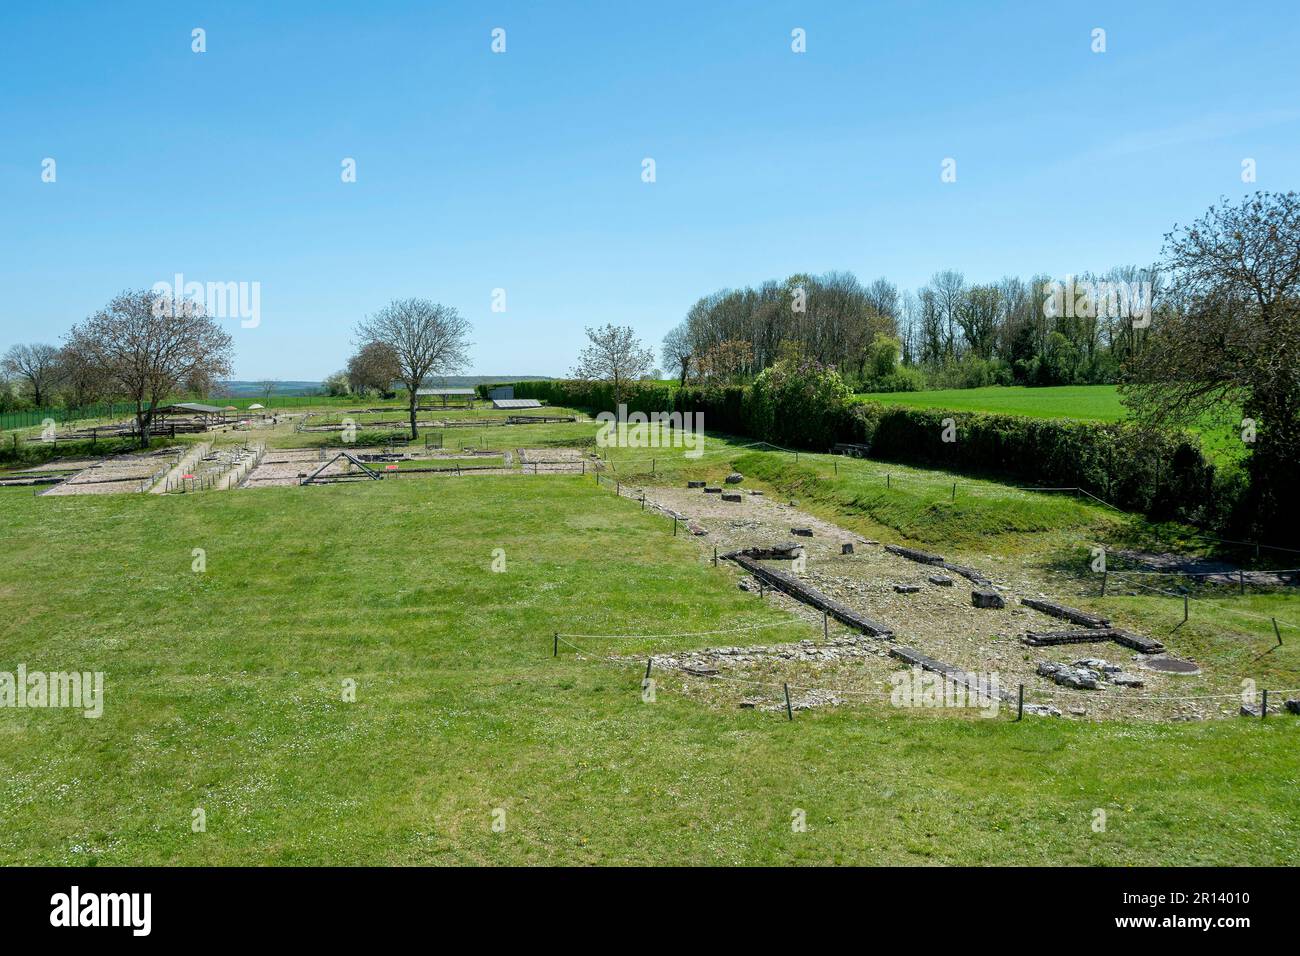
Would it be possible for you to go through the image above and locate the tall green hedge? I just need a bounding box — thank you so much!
[498,378,1222,525]
[847,404,1220,524]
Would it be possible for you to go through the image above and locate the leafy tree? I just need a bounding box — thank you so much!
[1123,191,1300,541]
[572,324,652,407]
[346,341,401,397]
[748,359,852,450]
[323,371,351,397]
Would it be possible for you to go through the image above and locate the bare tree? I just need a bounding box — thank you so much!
[1,343,63,406]
[355,298,472,438]
[65,289,234,446]
[957,284,1002,359]
[661,322,693,386]
[930,270,967,359]
[573,324,653,406]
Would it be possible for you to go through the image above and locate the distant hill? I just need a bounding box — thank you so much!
[416,375,556,388]
[218,380,326,397]
[218,376,554,398]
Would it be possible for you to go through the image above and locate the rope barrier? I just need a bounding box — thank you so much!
[557,629,1300,712]
[1106,567,1300,577]
[1112,580,1300,631]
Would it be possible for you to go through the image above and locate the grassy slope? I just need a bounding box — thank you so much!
[733,450,1111,547]
[1,478,1297,865]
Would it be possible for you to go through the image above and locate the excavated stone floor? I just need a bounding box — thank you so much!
[618,483,1227,721]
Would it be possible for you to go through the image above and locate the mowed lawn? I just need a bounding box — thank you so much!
[0,478,1297,865]
[854,385,1248,467]
[856,385,1128,421]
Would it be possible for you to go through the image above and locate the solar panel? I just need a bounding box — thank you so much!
[492,398,543,409]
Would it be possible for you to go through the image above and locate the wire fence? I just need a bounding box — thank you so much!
[0,394,372,432]
[571,453,1300,721]
[554,629,1300,721]
[596,437,1300,562]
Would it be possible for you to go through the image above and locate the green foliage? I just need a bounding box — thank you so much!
[863,365,926,393]
[0,434,171,467]
[850,403,1226,526]
[747,360,853,450]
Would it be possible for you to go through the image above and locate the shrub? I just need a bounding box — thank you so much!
[747,360,853,450]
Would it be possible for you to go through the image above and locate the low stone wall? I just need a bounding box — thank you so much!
[1022,628,1165,654]
[942,562,992,586]
[888,646,1017,703]
[1020,598,1110,629]
[725,553,894,638]
[884,544,946,566]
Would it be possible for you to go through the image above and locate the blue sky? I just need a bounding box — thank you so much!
[2,0,1297,380]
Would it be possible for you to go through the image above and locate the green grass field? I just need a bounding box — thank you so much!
[2,465,1298,865]
[854,385,1246,468]
[856,385,1128,421]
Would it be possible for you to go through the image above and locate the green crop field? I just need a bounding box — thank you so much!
[855,385,1127,421]
[854,385,1247,468]
[2,420,1298,865]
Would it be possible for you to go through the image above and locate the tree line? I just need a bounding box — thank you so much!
[566,192,1299,542]
[2,294,472,444]
[660,265,1166,393]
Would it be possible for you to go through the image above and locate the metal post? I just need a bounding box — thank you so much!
[823,610,828,639]
[645,658,653,680]
[1240,570,1245,595]
[673,516,678,536]
[1273,618,1283,647]
[713,546,717,567]
[1016,684,1024,721]
[783,683,793,720]
[553,632,558,657]
[1262,689,1268,719]
[951,482,956,501]
[1101,570,1108,597]
[1183,593,1189,623]
[887,473,891,489]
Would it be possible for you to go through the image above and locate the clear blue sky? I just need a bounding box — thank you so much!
[2,0,1297,380]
